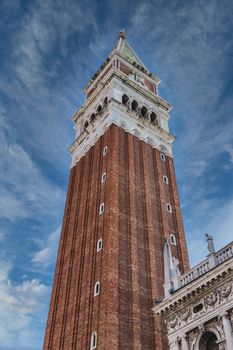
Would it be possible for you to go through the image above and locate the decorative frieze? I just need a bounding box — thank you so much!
[153,249,233,350]
[166,279,233,333]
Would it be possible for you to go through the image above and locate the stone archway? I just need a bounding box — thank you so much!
[199,331,218,350]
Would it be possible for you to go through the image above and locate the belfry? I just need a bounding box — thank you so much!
[44,32,190,349]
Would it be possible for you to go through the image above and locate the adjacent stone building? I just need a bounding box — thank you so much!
[153,239,233,350]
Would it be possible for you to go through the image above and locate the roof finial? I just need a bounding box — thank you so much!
[119,29,126,39]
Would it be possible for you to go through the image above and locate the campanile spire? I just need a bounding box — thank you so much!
[44,33,189,350]
[118,29,126,39]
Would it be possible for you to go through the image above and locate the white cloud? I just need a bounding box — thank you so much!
[0,260,49,349]
[12,0,96,88]
[187,198,233,266]
[0,109,64,221]
[224,143,233,164]
[32,228,60,267]
[206,199,233,249]
[0,231,5,242]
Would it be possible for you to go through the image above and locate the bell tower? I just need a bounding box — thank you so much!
[44,32,189,350]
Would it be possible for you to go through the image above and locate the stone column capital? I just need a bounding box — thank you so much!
[220,311,231,320]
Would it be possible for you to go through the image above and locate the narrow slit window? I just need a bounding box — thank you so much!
[101,172,106,183]
[170,234,176,246]
[160,152,166,161]
[97,239,103,252]
[90,332,97,350]
[103,146,108,156]
[166,203,172,213]
[163,175,169,184]
[99,203,104,215]
[94,281,100,296]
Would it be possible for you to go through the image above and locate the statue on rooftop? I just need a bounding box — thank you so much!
[205,233,215,253]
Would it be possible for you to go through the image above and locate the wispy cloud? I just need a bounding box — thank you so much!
[32,227,60,268]
[11,0,96,88]
[224,143,233,164]
[0,110,64,221]
[0,260,49,349]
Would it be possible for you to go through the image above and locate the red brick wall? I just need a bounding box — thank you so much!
[44,124,189,349]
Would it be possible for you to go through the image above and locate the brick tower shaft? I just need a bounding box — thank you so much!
[44,33,189,350]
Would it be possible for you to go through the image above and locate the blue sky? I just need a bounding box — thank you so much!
[0,0,233,348]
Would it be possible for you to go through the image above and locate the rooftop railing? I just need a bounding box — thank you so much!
[178,241,233,288]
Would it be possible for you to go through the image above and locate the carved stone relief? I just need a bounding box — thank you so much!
[166,280,233,333]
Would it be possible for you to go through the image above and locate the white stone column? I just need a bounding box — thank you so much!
[169,339,180,350]
[181,334,190,350]
[222,312,233,350]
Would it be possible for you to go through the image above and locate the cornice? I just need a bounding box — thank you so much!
[69,98,175,167]
[84,49,160,93]
[72,69,172,123]
[153,258,233,315]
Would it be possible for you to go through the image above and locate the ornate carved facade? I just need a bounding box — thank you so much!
[153,242,233,350]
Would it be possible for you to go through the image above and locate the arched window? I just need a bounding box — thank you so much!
[103,96,108,105]
[91,113,96,122]
[160,152,166,161]
[151,112,158,125]
[170,234,176,246]
[94,281,100,296]
[199,331,218,350]
[97,105,102,112]
[140,106,148,117]
[163,175,169,184]
[99,203,104,215]
[103,146,108,156]
[166,203,172,213]
[101,172,106,183]
[90,332,97,350]
[84,120,89,128]
[131,100,138,111]
[122,94,129,104]
[97,239,103,252]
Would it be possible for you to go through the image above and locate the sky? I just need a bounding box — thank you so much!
[0,0,233,348]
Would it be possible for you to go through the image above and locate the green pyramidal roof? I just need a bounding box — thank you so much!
[84,32,157,92]
[121,40,146,67]
[114,32,148,70]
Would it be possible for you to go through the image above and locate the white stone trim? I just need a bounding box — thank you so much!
[99,203,104,215]
[94,281,100,297]
[166,203,172,213]
[70,98,174,167]
[170,234,176,246]
[101,172,106,183]
[90,331,97,350]
[97,239,103,252]
[163,175,169,184]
